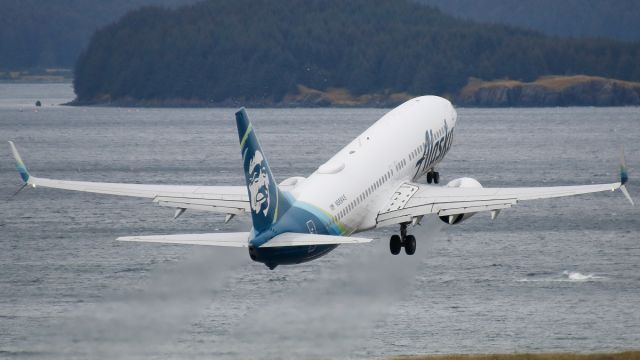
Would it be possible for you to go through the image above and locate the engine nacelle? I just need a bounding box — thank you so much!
[439,177,483,225]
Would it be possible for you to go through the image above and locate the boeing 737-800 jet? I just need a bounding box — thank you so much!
[9,96,633,269]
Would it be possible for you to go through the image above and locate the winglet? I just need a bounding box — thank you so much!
[8,141,30,183]
[620,147,629,186]
[619,147,634,206]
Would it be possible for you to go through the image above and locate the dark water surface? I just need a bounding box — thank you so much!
[1,84,639,359]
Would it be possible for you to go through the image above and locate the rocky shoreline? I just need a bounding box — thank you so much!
[455,75,640,107]
[69,75,640,108]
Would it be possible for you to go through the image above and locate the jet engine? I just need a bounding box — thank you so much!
[439,177,483,225]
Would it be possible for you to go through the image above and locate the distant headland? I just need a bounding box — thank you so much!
[70,0,640,108]
[396,352,640,360]
[68,76,640,108]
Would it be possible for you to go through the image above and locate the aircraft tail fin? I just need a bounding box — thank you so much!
[235,108,292,234]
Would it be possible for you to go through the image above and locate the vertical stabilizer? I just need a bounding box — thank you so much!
[235,108,292,234]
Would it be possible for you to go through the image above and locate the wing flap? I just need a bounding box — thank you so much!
[117,232,250,247]
[153,195,250,213]
[437,203,514,217]
[259,232,372,248]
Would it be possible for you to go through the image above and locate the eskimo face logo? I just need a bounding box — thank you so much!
[248,150,270,216]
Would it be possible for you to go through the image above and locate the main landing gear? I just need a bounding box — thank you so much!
[426,170,440,184]
[389,223,416,255]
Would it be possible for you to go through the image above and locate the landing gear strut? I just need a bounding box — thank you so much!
[426,170,440,184]
[389,223,416,255]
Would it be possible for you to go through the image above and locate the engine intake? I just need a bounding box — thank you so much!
[439,177,483,225]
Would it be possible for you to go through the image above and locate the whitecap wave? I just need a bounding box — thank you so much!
[517,270,606,282]
[562,270,604,281]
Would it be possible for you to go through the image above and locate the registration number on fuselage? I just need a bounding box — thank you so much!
[334,194,347,207]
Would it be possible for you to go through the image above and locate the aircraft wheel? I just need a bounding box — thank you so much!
[390,235,402,255]
[433,172,440,184]
[404,235,416,255]
[426,172,433,184]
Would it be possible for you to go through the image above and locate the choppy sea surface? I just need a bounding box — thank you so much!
[0,83,639,359]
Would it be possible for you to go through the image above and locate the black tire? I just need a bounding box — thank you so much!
[433,172,440,184]
[426,172,433,184]
[404,235,416,255]
[390,235,402,255]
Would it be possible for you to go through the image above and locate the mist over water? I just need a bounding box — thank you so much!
[28,247,248,359]
[1,84,639,359]
[218,217,444,360]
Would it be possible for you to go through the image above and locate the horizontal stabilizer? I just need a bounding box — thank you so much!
[117,232,250,247]
[259,232,372,248]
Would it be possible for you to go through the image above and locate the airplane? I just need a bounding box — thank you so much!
[8,96,634,270]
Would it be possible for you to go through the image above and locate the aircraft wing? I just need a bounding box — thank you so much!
[377,179,633,227]
[9,141,249,216]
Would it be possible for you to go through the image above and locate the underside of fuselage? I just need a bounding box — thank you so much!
[248,244,339,269]
[247,202,344,269]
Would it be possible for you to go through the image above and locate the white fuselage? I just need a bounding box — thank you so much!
[292,96,457,234]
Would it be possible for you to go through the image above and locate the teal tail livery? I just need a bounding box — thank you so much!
[6,96,634,270]
[235,108,293,235]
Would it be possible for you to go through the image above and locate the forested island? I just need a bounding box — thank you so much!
[418,0,640,42]
[72,0,640,107]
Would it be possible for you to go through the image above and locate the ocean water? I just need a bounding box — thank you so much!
[0,83,639,359]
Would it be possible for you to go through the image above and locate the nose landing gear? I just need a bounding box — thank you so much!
[389,223,416,255]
